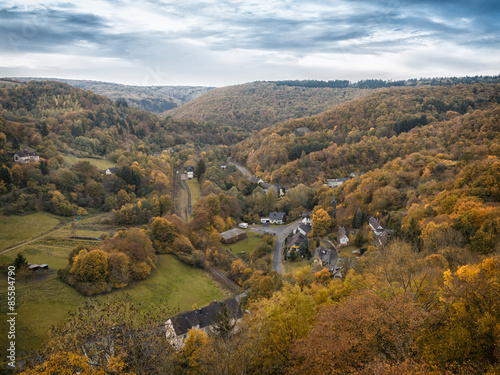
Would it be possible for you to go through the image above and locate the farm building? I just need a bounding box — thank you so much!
[219,228,247,244]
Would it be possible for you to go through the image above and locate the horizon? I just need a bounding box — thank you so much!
[1,1,499,87]
[3,73,499,89]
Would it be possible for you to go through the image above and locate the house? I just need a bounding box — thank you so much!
[220,228,247,244]
[249,176,264,184]
[378,229,392,246]
[165,298,243,349]
[13,150,39,164]
[338,227,350,246]
[259,182,285,197]
[261,217,271,225]
[327,178,350,188]
[287,232,307,252]
[369,217,384,236]
[294,223,311,236]
[301,213,312,225]
[314,246,338,271]
[186,166,194,179]
[269,212,285,225]
[105,167,118,175]
[221,162,227,169]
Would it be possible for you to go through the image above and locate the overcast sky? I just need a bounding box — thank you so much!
[0,0,499,86]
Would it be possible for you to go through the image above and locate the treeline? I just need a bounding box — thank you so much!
[269,74,500,89]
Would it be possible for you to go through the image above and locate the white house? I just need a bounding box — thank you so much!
[269,212,285,224]
[327,178,349,188]
[13,150,39,164]
[105,167,118,175]
[338,227,350,246]
[301,213,312,226]
[369,217,384,236]
[186,166,194,179]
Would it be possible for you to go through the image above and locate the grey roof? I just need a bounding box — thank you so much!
[186,166,194,172]
[169,298,243,336]
[369,217,383,230]
[338,226,347,238]
[107,167,118,173]
[314,246,338,270]
[14,150,38,157]
[220,228,246,241]
[260,182,272,189]
[270,212,285,221]
[288,232,307,248]
[298,223,311,234]
[249,177,261,183]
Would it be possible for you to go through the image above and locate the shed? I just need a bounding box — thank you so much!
[220,228,247,244]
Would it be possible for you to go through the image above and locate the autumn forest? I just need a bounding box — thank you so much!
[0,76,499,374]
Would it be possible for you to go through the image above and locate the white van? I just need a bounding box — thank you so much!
[238,223,249,229]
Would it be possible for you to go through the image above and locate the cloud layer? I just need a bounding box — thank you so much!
[0,0,498,86]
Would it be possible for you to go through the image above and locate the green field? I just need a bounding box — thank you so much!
[0,213,61,250]
[223,231,262,256]
[64,155,117,170]
[186,178,201,204]
[0,255,227,356]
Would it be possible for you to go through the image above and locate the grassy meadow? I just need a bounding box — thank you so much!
[0,213,61,251]
[223,231,262,256]
[0,212,228,359]
[64,154,117,170]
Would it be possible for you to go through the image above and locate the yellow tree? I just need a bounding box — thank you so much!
[311,208,331,237]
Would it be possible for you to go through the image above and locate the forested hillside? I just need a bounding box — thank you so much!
[14,78,214,114]
[165,81,377,131]
[232,83,500,184]
[0,80,244,159]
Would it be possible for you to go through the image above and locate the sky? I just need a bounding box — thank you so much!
[0,0,499,87]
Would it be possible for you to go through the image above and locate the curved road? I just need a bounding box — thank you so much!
[251,219,303,274]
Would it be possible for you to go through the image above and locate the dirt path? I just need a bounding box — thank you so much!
[0,224,67,255]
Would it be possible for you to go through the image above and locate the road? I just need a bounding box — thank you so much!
[228,160,253,179]
[250,219,303,274]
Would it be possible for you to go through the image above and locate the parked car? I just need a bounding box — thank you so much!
[239,222,249,229]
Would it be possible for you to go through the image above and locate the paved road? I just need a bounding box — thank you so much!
[228,160,252,179]
[250,220,302,274]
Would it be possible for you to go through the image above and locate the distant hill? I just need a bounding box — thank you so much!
[12,78,215,114]
[165,82,378,131]
[0,81,245,159]
[231,82,500,185]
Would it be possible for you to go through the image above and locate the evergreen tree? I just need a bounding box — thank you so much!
[353,208,363,228]
[14,253,28,269]
[194,159,206,181]
[0,165,12,186]
[40,160,49,176]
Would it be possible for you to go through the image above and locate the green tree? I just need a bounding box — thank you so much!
[0,165,12,186]
[353,229,365,247]
[14,253,28,269]
[195,159,206,181]
[353,208,363,228]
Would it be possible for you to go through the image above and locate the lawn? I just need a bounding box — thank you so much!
[64,155,117,170]
[186,178,201,204]
[0,213,61,250]
[223,232,262,256]
[0,254,227,357]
